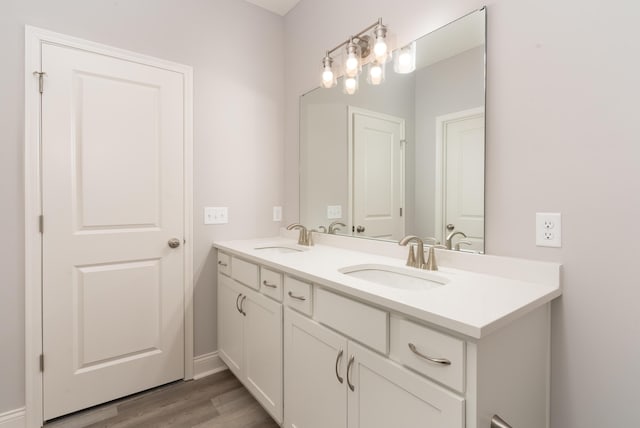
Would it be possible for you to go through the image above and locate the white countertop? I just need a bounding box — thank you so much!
[213,236,561,339]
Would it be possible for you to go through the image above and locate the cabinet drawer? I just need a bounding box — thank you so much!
[231,257,259,290]
[390,316,465,392]
[260,267,283,302]
[284,276,312,316]
[314,288,388,354]
[217,252,231,276]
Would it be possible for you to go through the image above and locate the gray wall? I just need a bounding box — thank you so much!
[285,0,640,427]
[0,0,284,413]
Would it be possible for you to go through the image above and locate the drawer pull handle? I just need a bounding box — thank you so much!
[239,295,247,316]
[218,261,228,267]
[288,291,307,301]
[335,349,344,384]
[491,415,513,428]
[262,280,278,289]
[346,355,355,391]
[408,343,451,366]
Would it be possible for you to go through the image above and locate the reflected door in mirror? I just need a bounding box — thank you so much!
[350,107,405,240]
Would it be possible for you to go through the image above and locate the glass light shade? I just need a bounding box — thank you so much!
[320,56,337,88]
[373,24,389,62]
[393,41,416,74]
[345,42,360,78]
[367,61,385,85]
[343,75,358,95]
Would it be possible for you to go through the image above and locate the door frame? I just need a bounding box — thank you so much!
[434,106,484,244]
[24,26,194,428]
[347,106,406,238]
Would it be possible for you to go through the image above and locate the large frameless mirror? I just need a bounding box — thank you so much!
[299,8,486,252]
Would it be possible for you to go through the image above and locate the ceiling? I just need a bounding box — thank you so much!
[244,0,301,16]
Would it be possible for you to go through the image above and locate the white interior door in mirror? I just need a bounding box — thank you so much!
[41,42,185,420]
[349,107,405,240]
[435,108,485,251]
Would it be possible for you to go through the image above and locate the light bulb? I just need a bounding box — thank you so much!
[345,40,360,78]
[373,22,389,63]
[373,39,388,61]
[369,64,382,85]
[393,41,416,74]
[344,76,358,95]
[345,54,359,77]
[320,54,336,88]
[322,70,334,87]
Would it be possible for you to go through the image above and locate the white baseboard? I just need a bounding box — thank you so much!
[0,408,25,428]
[193,351,227,380]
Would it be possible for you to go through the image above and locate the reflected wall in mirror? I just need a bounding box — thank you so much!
[300,8,486,252]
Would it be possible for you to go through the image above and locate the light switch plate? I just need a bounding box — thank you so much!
[327,205,342,219]
[204,207,228,224]
[536,212,561,247]
[273,206,282,222]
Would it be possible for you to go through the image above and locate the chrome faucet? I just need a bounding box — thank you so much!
[287,223,314,246]
[398,235,426,269]
[445,231,467,250]
[317,225,327,233]
[328,221,346,234]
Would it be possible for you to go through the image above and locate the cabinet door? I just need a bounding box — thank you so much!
[347,341,465,428]
[217,274,245,378]
[284,308,348,428]
[244,292,283,423]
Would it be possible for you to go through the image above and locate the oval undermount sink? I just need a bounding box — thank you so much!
[253,245,307,254]
[339,264,448,291]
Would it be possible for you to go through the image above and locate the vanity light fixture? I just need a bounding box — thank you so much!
[319,18,393,95]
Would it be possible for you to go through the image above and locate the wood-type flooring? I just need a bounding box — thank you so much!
[44,370,279,428]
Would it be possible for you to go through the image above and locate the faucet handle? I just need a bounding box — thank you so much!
[307,229,316,246]
[424,246,438,271]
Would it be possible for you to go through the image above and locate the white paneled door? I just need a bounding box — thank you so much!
[41,42,186,420]
[441,110,485,251]
[350,108,405,240]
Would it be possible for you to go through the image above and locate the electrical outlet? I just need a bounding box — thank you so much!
[273,206,282,222]
[327,205,342,219]
[204,207,228,224]
[536,212,561,247]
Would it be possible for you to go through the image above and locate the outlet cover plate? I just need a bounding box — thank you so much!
[204,207,228,224]
[536,212,561,247]
[273,206,282,222]
[327,205,342,219]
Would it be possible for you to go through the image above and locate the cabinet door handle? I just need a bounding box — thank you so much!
[262,280,277,289]
[240,295,247,316]
[408,343,451,366]
[288,291,307,301]
[491,415,513,428]
[346,355,355,391]
[335,349,344,384]
[235,294,243,313]
[218,260,228,267]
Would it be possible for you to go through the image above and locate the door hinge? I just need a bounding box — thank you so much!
[400,207,403,217]
[39,215,44,234]
[33,71,46,94]
[39,354,44,372]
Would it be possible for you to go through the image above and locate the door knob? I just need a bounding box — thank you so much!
[446,224,455,231]
[168,238,181,248]
[356,226,365,233]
